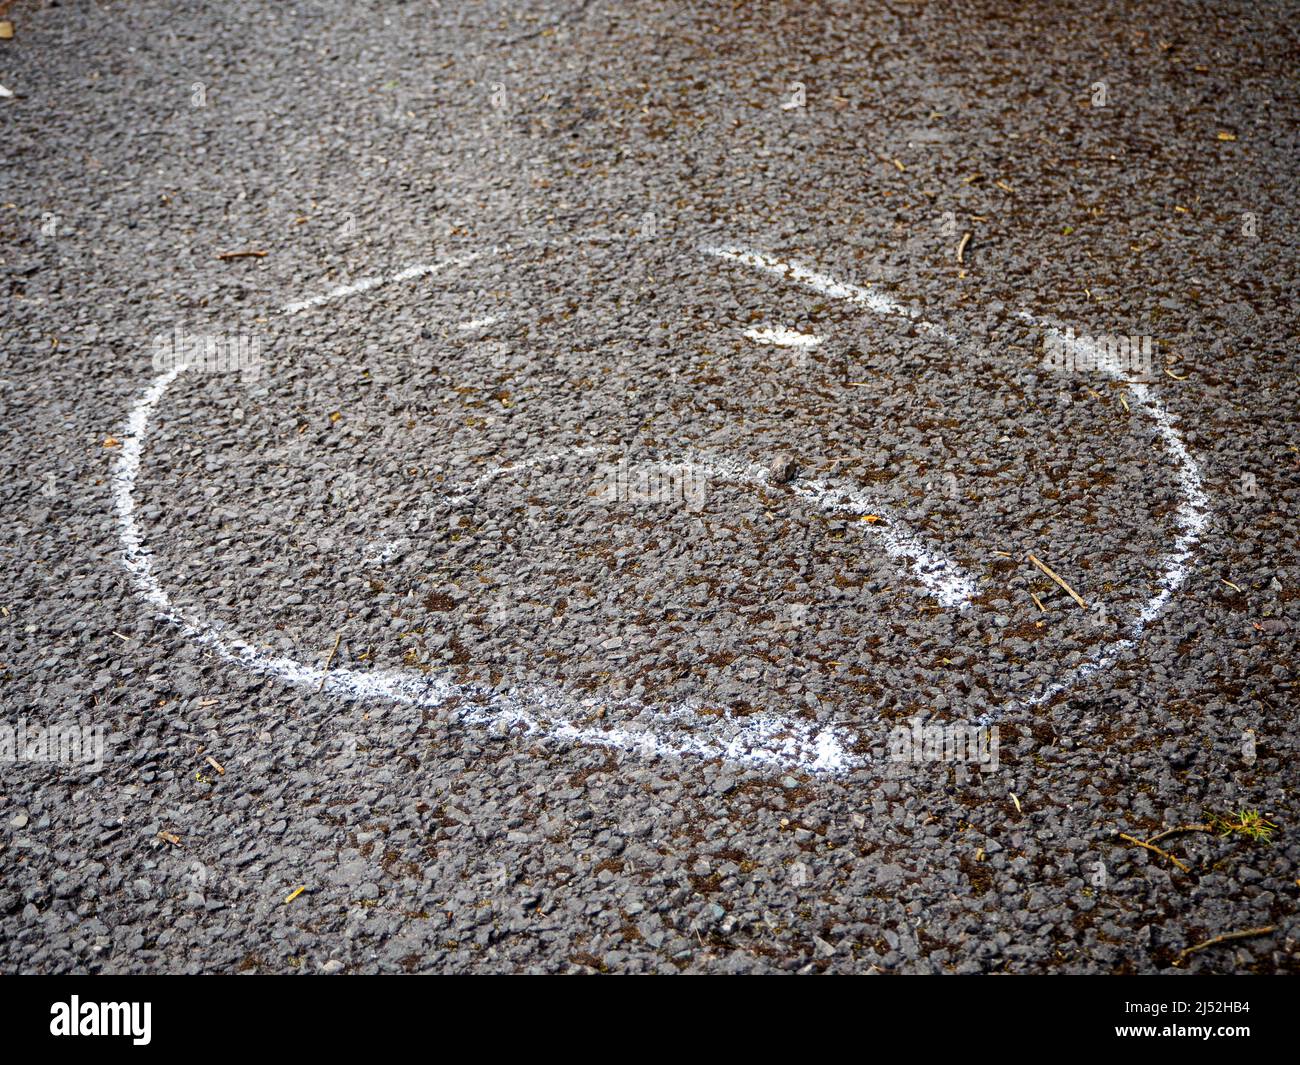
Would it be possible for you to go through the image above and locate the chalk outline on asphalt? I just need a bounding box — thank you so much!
[113,254,851,772]
[114,243,1208,772]
[704,245,1211,727]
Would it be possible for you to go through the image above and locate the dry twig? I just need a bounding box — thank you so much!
[316,631,343,693]
[1145,824,1213,846]
[1027,553,1088,609]
[1174,926,1274,967]
[1117,832,1190,873]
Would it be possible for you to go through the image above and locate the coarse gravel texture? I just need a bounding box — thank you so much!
[0,0,1297,973]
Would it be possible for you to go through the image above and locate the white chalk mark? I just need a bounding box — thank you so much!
[447,445,605,506]
[455,445,973,608]
[706,244,959,345]
[744,325,823,348]
[993,312,1211,724]
[688,451,976,610]
[115,242,1211,774]
[710,244,1210,725]
[280,257,476,316]
[114,384,852,770]
[458,316,499,331]
[112,367,186,617]
[792,479,976,609]
[113,257,853,773]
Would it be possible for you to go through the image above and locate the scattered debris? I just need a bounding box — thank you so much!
[158,831,181,846]
[1174,925,1273,967]
[1010,793,1022,815]
[0,21,13,41]
[216,249,268,261]
[284,886,307,905]
[1216,131,1238,141]
[1221,578,1243,593]
[956,231,971,264]
[1112,815,1274,874]
[205,755,225,776]
[103,436,121,448]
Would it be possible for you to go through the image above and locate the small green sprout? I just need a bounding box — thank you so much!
[1207,809,1278,844]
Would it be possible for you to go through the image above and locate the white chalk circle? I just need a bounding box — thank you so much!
[113,244,1209,772]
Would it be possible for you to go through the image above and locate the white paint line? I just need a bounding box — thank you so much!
[743,325,823,348]
[458,316,499,331]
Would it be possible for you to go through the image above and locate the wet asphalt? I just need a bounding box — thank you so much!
[0,0,1297,973]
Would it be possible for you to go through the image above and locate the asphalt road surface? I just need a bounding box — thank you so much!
[1,0,1297,974]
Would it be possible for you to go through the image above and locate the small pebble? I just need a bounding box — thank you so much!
[768,453,798,483]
